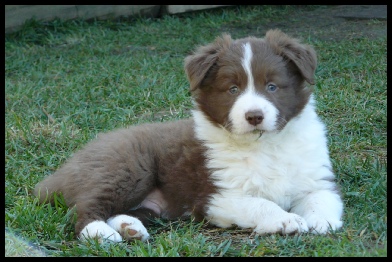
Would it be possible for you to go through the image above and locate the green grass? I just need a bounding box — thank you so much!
[5,5,386,257]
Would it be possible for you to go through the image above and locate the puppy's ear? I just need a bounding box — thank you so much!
[265,29,317,85]
[184,34,232,91]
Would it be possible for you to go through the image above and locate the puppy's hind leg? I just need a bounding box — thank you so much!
[76,187,158,242]
[107,188,166,242]
[76,201,123,242]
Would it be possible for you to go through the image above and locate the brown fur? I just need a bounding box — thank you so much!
[35,120,215,235]
[35,29,317,238]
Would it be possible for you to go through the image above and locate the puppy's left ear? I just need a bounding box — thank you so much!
[184,34,232,91]
[265,29,317,85]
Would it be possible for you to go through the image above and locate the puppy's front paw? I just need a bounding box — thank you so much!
[80,221,123,242]
[255,213,308,235]
[306,215,343,234]
[107,215,150,242]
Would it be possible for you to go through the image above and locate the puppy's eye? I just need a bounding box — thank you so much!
[229,86,239,94]
[267,83,278,92]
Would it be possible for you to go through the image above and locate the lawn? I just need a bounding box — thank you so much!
[5,5,387,257]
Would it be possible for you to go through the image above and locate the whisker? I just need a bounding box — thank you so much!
[276,117,288,130]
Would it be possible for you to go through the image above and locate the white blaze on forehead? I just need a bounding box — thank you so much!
[241,42,255,92]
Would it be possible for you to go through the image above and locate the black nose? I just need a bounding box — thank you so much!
[245,110,264,126]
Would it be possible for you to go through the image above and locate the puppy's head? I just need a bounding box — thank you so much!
[184,29,317,135]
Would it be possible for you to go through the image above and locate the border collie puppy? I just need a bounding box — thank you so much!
[35,29,343,242]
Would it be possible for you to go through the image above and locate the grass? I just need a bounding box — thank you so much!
[5,5,387,257]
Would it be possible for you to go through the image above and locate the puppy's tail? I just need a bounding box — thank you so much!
[33,174,64,205]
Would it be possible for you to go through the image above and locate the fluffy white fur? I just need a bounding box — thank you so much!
[194,96,343,234]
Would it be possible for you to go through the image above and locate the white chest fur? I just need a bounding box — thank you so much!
[192,99,334,211]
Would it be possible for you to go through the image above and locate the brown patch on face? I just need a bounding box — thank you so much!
[249,35,315,129]
[184,35,248,128]
[259,29,316,128]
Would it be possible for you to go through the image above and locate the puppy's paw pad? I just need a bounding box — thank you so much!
[120,222,147,241]
[107,214,150,242]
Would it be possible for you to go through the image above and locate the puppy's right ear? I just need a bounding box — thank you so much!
[265,29,317,85]
[184,34,232,91]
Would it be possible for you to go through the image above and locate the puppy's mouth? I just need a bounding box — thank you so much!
[252,128,265,139]
[224,121,269,137]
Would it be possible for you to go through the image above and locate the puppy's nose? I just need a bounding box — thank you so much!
[245,110,264,126]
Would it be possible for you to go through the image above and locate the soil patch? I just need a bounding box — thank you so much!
[221,5,387,41]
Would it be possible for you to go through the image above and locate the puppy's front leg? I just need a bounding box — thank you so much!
[206,196,308,235]
[290,190,343,234]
